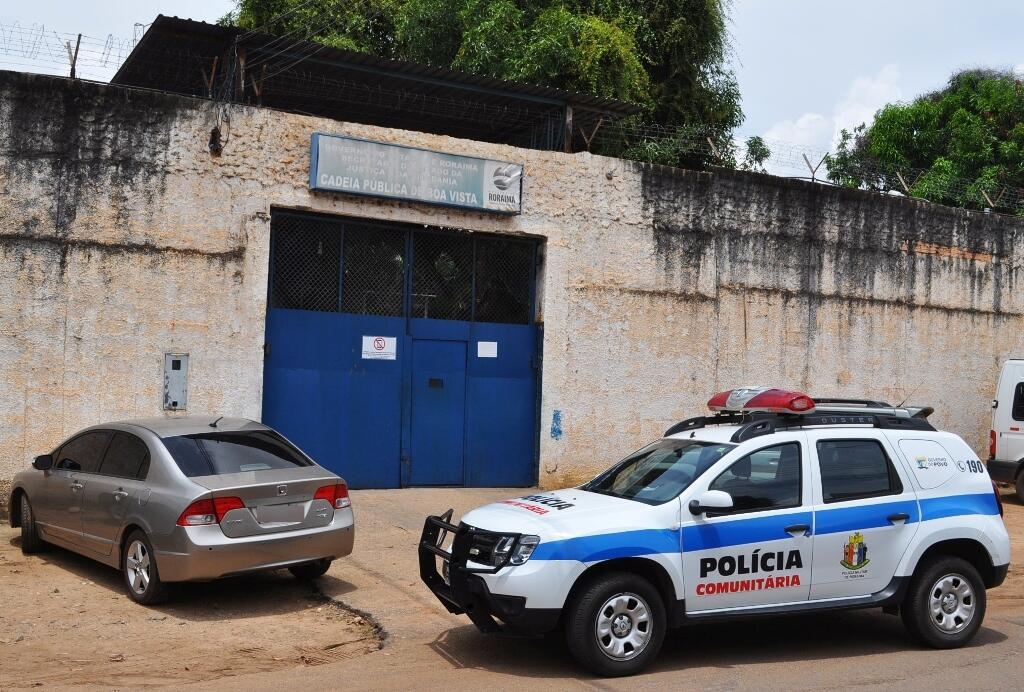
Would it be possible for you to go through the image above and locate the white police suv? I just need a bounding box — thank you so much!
[419,388,1010,676]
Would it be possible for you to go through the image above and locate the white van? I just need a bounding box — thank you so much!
[989,359,1024,499]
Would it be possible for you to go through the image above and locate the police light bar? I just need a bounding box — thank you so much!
[707,387,816,414]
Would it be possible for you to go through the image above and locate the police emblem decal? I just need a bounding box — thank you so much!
[840,531,870,570]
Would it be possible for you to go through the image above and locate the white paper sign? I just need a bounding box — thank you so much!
[477,341,498,358]
[362,336,397,360]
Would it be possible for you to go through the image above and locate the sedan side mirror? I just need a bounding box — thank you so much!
[33,454,53,471]
[688,489,733,516]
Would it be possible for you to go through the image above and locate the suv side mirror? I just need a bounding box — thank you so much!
[33,454,53,471]
[688,489,733,516]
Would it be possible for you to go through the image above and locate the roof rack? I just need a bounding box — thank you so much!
[664,410,936,444]
[664,413,752,437]
[812,397,893,408]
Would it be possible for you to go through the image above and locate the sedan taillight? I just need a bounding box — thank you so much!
[314,483,351,509]
[176,496,246,526]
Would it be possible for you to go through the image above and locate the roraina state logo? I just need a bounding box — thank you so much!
[841,531,870,570]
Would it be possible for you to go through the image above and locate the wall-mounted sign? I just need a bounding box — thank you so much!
[361,335,397,360]
[310,133,523,214]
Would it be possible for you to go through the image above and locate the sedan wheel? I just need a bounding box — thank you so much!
[19,495,47,554]
[126,539,152,596]
[121,530,169,605]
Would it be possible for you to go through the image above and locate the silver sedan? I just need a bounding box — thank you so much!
[7,416,354,604]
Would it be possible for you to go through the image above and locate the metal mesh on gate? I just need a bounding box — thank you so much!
[342,224,406,316]
[411,232,473,320]
[270,214,341,312]
[474,237,534,324]
[271,212,536,324]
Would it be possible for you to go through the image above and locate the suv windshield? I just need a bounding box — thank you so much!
[581,439,735,505]
[163,430,313,477]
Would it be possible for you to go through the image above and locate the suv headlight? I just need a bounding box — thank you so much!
[491,536,540,569]
[469,533,541,567]
[509,535,540,565]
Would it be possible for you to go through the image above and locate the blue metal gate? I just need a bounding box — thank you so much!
[262,211,540,488]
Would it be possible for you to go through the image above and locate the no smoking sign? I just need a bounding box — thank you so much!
[362,335,397,360]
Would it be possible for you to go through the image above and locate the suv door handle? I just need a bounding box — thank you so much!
[887,512,910,524]
[784,523,810,537]
[113,490,129,502]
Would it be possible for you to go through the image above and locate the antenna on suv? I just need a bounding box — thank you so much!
[897,380,925,408]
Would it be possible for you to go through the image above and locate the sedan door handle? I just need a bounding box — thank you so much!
[113,490,129,502]
[784,524,810,537]
[888,512,910,524]
[70,481,83,493]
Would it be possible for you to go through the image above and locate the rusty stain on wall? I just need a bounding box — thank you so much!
[901,240,994,264]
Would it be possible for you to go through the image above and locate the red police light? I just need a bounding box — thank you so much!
[708,387,816,414]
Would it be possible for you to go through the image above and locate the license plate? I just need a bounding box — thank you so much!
[256,502,304,524]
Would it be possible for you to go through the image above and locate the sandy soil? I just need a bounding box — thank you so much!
[992,487,1024,607]
[2,486,1023,690]
[0,530,382,689]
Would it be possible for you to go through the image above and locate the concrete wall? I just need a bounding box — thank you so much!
[2,71,1022,507]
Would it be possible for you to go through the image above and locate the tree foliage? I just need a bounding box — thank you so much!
[826,69,1024,214]
[740,135,770,172]
[222,0,742,166]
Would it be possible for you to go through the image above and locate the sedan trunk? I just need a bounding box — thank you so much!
[190,466,342,538]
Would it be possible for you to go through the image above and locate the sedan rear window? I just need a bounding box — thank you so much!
[163,430,313,477]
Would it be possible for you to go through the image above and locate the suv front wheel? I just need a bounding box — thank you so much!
[902,555,986,648]
[564,572,667,676]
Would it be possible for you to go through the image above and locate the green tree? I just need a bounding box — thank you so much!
[222,0,742,167]
[825,69,1024,214]
[740,135,770,173]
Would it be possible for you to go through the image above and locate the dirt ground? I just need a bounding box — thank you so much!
[989,487,1024,606]
[0,531,382,689]
[1,486,1023,691]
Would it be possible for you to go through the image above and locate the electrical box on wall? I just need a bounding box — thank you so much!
[163,353,189,410]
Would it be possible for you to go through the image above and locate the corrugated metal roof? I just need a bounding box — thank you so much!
[111,15,639,151]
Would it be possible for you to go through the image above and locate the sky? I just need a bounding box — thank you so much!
[3,0,1023,169]
[729,0,1024,161]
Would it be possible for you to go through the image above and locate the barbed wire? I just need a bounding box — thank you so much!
[0,21,140,81]
[588,121,1024,216]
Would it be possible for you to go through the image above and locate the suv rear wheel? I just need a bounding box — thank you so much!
[564,572,666,676]
[902,555,986,648]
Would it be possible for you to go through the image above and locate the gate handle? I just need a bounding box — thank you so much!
[784,523,810,537]
[888,512,910,524]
